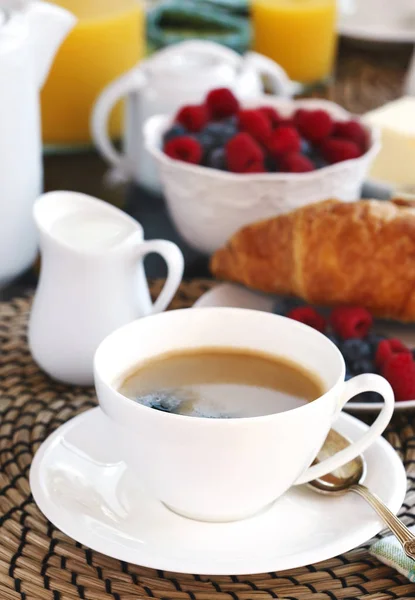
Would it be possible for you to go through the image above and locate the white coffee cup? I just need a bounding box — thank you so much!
[94,307,394,523]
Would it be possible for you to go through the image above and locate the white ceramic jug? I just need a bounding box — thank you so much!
[0,1,76,287]
[91,40,294,193]
[28,191,184,386]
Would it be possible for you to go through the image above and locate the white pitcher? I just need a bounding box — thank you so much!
[0,1,76,287]
[91,40,294,193]
[28,191,184,386]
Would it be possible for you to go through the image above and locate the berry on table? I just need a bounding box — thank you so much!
[175,105,208,133]
[365,332,385,352]
[268,126,301,157]
[375,338,410,371]
[321,138,362,164]
[350,358,374,376]
[225,133,264,173]
[280,152,315,173]
[164,136,203,165]
[296,109,334,142]
[330,306,373,339]
[286,306,326,332]
[383,352,415,402]
[238,109,273,145]
[163,123,187,144]
[206,88,240,119]
[341,338,371,363]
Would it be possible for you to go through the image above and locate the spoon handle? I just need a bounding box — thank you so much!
[350,484,415,560]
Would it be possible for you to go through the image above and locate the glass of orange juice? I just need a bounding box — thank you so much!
[251,0,337,88]
[41,0,146,149]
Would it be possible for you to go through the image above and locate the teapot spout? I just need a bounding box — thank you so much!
[25,1,76,89]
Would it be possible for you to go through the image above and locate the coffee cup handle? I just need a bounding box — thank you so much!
[295,373,394,485]
[136,239,184,314]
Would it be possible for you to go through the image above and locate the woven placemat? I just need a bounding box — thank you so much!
[1,280,415,600]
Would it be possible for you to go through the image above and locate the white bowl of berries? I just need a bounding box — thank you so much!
[144,88,380,255]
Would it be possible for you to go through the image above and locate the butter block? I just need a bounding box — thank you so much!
[363,97,415,189]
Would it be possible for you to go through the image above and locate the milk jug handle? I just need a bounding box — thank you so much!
[243,52,296,97]
[91,68,146,174]
[136,240,184,314]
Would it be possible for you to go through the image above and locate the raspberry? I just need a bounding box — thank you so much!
[296,109,334,142]
[375,338,410,371]
[244,160,266,173]
[330,306,373,339]
[225,133,264,173]
[320,138,362,164]
[164,136,202,165]
[238,109,272,145]
[175,105,208,133]
[206,88,240,119]
[278,118,295,128]
[286,306,326,332]
[333,120,368,151]
[383,352,415,402]
[268,126,301,157]
[259,106,281,129]
[280,152,315,173]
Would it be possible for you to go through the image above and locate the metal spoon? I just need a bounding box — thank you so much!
[309,429,415,560]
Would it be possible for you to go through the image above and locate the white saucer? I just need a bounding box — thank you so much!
[338,0,415,43]
[30,407,406,575]
[195,283,415,412]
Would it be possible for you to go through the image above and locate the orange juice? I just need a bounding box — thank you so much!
[252,0,337,85]
[41,0,145,146]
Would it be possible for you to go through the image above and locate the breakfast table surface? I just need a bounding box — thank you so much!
[1,39,415,600]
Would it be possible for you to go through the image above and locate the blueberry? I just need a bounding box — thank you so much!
[300,138,312,156]
[326,333,341,347]
[265,155,278,172]
[365,332,385,352]
[350,358,374,375]
[313,155,329,169]
[353,391,382,404]
[201,131,220,153]
[207,147,227,170]
[341,338,371,363]
[163,124,187,144]
[203,121,236,145]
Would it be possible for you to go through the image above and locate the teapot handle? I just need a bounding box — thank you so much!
[243,52,296,97]
[91,67,146,177]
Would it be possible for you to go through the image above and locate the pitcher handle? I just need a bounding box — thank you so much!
[91,68,146,176]
[137,240,184,314]
[295,374,394,485]
[244,51,296,97]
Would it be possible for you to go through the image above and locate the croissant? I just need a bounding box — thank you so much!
[210,198,415,322]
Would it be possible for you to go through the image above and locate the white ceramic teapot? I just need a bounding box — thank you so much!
[91,40,295,193]
[28,191,184,386]
[0,1,76,288]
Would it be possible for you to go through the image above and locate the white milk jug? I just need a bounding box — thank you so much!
[28,191,184,386]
